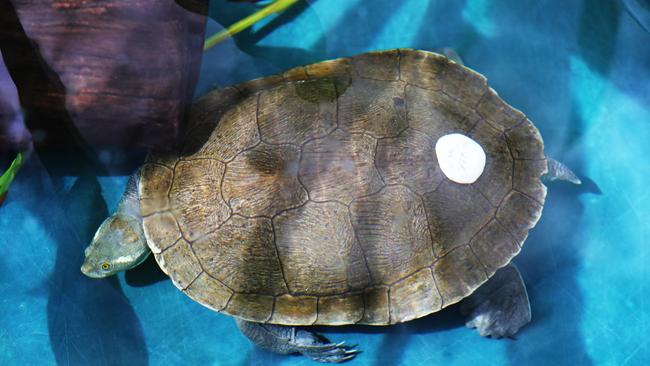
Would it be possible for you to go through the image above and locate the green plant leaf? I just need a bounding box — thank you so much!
[0,152,25,199]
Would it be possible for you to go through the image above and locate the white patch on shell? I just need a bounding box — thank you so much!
[435,133,486,184]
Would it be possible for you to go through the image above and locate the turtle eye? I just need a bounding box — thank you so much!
[101,262,111,271]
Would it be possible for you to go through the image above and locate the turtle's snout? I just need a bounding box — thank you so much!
[81,258,108,278]
[81,260,96,278]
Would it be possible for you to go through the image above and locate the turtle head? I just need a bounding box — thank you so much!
[81,214,149,278]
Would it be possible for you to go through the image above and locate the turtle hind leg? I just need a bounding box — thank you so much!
[235,319,359,363]
[460,263,531,338]
[545,158,582,185]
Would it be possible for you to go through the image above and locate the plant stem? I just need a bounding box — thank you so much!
[204,0,301,51]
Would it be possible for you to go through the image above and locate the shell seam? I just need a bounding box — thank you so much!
[513,188,544,207]
[269,220,292,294]
[467,243,490,279]
[182,269,204,291]
[397,48,403,81]
[430,270,444,310]
[347,205,376,285]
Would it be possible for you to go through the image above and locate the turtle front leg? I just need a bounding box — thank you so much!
[235,319,359,363]
[459,263,531,338]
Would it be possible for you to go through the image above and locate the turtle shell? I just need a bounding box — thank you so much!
[139,49,548,326]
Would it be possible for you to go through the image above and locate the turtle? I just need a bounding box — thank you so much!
[81,49,580,363]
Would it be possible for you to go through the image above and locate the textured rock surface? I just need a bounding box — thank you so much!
[0,0,206,153]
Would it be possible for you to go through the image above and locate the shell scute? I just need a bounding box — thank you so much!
[184,273,233,312]
[270,294,318,325]
[169,159,230,242]
[192,216,287,296]
[338,78,408,138]
[139,163,173,217]
[375,128,444,195]
[226,293,274,323]
[222,143,307,217]
[423,180,496,257]
[389,268,442,323]
[351,49,400,81]
[316,294,364,325]
[467,121,513,206]
[399,49,446,90]
[183,97,260,162]
[299,130,383,204]
[155,239,201,290]
[406,85,478,140]
[273,201,371,295]
[258,81,337,145]
[432,245,487,306]
[349,186,434,285]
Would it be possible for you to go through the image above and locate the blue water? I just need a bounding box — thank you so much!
[2,0,650,365]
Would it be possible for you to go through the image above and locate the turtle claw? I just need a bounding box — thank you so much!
[298,336,360,363]
[301,342,360,363]
[339,354,358,362]
[334,341,358,349]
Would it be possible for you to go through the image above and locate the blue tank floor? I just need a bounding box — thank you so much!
[2,0,650,365]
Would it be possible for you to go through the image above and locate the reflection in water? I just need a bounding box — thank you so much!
[0,2,150,363]
[624,0,650,32]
